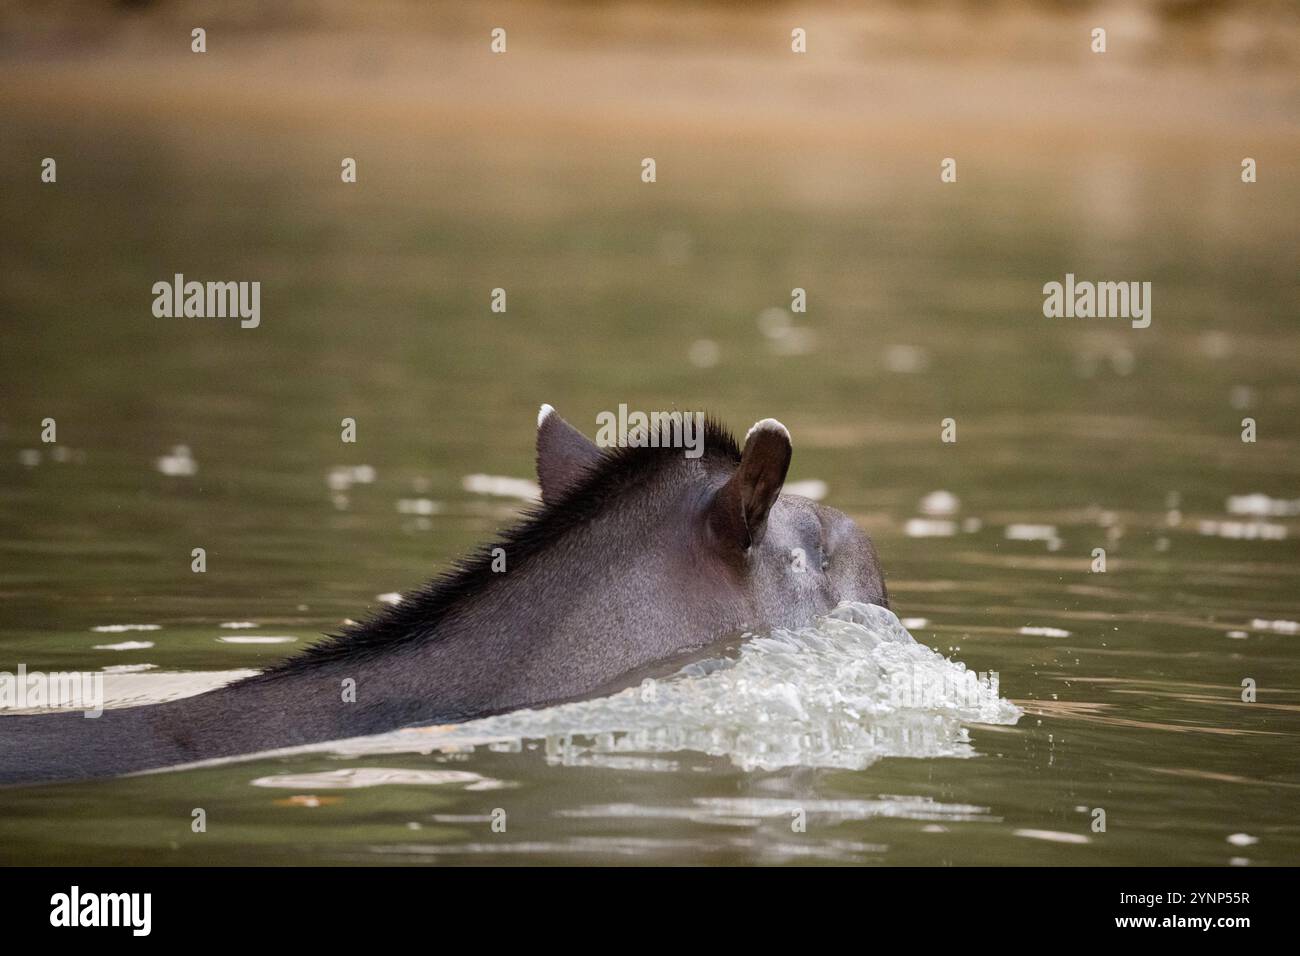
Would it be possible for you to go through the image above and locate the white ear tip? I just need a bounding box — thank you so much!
[746,418,790,443]
[538,403,555,428]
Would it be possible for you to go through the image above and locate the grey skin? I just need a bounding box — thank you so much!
[0,409,886,785]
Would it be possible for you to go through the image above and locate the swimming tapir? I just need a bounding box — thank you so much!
[0,409,886,784]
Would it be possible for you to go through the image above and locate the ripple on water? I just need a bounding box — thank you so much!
[215,636,297,644]
[367,835,887,863]
[250,768,510,790]
[558,795,996,825]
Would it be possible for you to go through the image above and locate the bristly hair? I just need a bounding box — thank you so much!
[251,415,740,679]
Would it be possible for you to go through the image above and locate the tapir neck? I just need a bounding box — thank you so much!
[392,511,743,719]
[147,496,741,762]
[0,485,751,784]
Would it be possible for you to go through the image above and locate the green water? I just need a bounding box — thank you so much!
[1,115,1297,865]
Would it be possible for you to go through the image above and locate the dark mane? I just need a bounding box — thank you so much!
[253,415,740,678]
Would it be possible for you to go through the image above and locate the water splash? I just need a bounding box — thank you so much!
[326,602,1022,773]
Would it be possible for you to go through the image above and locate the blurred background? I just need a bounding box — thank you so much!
[0,1,1297,865]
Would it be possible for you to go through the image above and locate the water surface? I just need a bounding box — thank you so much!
[1,66,1297,866]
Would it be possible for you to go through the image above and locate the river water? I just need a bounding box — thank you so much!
[1,41,1297,865]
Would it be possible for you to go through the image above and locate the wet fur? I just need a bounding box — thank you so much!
[257,417,740,679]
[0,414,884,786]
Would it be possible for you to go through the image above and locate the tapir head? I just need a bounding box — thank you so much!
[535,406,887,634]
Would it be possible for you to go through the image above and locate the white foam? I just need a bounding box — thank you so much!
[318,602,1021,773]
[1018,626,1071,638]
[1227,494,1300,517]
[156,445,197,477]
[1250,618,1298,634]
[919,490,960,516]
[91,624,160,633]
[905,518,957,538]
[1199,519,1287,541]
[461,474,541,502]
[327,465,376,491]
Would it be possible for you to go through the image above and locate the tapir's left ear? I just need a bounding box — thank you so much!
[536,404,602,503]
[707,419,792,554]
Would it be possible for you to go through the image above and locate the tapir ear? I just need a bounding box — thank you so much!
[707,418,792,553]
[536,404,602,503]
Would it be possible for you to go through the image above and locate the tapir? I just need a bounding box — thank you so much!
[0,408,886,785]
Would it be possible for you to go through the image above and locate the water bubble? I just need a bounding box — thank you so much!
[687,338,720,368]
[919,490,960,516]
[157,445,197,477]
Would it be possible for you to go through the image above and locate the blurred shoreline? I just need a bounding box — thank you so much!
[1,1,1297,153]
